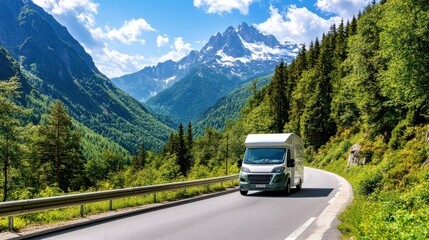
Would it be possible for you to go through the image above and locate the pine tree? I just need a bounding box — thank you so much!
[186,122,193,151]
[268,61,289,133]
[176,123,190,177]
[185,122,194,168]
[35,100,85,191]
[132,143,146,170]
[250,79,258,98]
[330,19,360,130]
[347,17,358,36]
[301,33,336,148]
[307,38,321,69]
[137,143,147,168]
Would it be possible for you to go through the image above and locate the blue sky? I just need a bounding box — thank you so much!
[32,0,371,78]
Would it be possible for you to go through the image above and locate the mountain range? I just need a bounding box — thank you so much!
[113,22,299,124]
[112,22,299,102]
[0,0,173,152]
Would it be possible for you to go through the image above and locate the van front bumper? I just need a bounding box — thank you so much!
[239,172,287,191]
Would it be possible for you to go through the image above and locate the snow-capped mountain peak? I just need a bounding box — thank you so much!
[112,22,299,101]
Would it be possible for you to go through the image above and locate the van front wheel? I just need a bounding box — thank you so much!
[240,190,248,196]
[284,180,291,195]
[296,179,302,191]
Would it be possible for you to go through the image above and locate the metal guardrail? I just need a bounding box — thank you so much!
[0,175,238,230]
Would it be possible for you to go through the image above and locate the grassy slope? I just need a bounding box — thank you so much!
[310,126,429,239]
[194,74,272,136]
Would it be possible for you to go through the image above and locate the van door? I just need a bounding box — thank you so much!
[286,149,295,187]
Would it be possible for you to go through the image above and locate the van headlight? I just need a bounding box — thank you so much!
[241,167,251,173]
[272,167,285,173]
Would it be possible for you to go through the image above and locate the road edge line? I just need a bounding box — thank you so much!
[285,217,316,240]
[300,168,354,240]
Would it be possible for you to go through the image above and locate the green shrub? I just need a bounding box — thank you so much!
[357,169,383,195]
[388,120,409,150]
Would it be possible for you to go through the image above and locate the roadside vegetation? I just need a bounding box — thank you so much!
[310,126,429,239]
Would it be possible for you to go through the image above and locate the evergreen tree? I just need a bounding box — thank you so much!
[268,61,289,133]
[186,122,193,151]
[176,123,191,177]
[185,122,194,168]
[292,44,307,77]
[348,4,386,136]
[334,20,347,63]
[330,18,360,130]
[301,33,336,148]
[132,143,146,170]
[250,79,258,98]
[348,16,358,36]
[307,38,321,69]
[285,45,307,134]
[35,100,85,191]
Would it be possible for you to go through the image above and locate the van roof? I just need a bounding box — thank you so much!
[245,133,294,148]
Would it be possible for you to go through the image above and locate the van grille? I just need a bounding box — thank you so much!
[248,174,272,184]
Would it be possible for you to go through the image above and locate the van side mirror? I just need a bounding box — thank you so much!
[287,159,295,168]
[237,158,243,168]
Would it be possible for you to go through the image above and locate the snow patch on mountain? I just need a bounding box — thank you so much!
[163,76,176,85]
[216,50,250,65]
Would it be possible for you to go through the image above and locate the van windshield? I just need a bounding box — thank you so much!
[244,148,286,164]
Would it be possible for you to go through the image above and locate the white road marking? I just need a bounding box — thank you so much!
[285,217,316,240]
[328,180,342,204]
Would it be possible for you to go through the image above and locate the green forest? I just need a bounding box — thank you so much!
[1,0,429,238]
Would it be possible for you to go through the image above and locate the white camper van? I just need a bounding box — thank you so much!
[237,133,304,196]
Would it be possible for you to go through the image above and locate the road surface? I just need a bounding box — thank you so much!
[34,167,351,240]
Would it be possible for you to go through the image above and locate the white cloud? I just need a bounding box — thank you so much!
[194,0,255,15]
[256,5,341,45]
[105,19,155,45]
[34,0,155,45]
[317,0,370,19]
[157,35,170,47]
[93,47,148,78]
[33,0,157,77]
[33,0,98,26]
[158,37,193,62]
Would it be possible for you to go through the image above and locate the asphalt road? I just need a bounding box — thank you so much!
[34,168,350,240]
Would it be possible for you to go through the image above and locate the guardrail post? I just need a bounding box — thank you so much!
[8,216,13,232]
[153,193,156,203]
[109,200,113,211]
[80,205,84,217]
